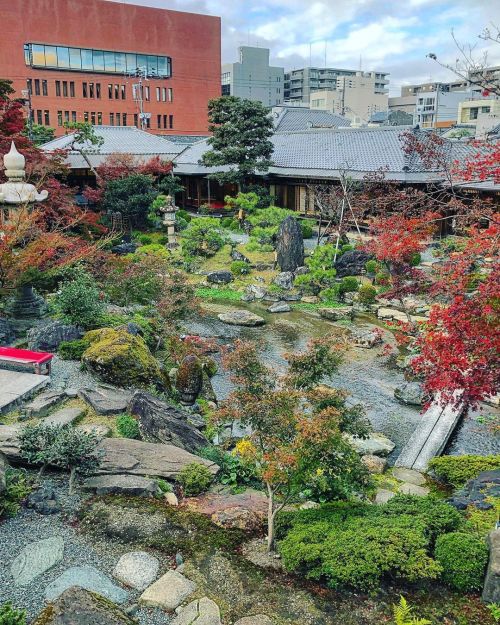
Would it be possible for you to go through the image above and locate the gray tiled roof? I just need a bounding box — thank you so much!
[273,108,351,132]
[162,135,210,145]
[42,126,183,167]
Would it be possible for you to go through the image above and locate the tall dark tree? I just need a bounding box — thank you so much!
[201,96,274,190]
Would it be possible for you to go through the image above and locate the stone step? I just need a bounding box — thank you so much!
[0,370,50,415]
[24,391,66,418]
[44,406,85,427]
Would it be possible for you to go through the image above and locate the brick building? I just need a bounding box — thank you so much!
[0,0,221,136]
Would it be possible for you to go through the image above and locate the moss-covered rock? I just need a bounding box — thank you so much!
[176,354,203,405]
[82,328,162,388]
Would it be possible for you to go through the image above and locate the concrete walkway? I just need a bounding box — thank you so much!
[395,393,465,471]
[0,369,49,414]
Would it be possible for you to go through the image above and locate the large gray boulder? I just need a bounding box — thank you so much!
[139,570,196,610]
[79,385,133,415]
[483,529,500,604]
[276,216,304,272]
[128,391,208,453]
[273,271,295,290]
[207,270,233,285]
[82,474,160,497]
[97,438,219,479]
[394,381,424,406]
[27,320,83,352]
[172,597,221,625]
[218,310,265,327]
[334,250,372,278]
[11,536,64,586]
[32,587,135,625]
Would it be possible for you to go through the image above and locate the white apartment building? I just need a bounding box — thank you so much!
[221,46,284,107]
[414,89,482,128]
[309,72,388,123]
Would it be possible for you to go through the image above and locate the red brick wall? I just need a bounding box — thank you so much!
[0,0,221,135]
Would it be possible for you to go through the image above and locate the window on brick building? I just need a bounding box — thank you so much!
[134,113,138,127]
[42,80,48,96]
[70,81,75,97]
[89,83,95,98]
[116,112,121,126]
[163,114,167,128]
[110,113,114,126]
[71,111,76,122]
[44,110,50,125]
[169,114,173,129]
[57,110,62,126]
[91,112,96,125]
[96,83,101,99]
[114,84,119,100]
[121,85,125,100]
[162,87,166,102]
[36,110,42,125]
[62,81,68,97]
[97,112,102,125]
[122,113,127,125]
[108,84,113,99]
[82,82,88,98]
[168,88,173,102]
[84,111,89,122]
[55,81,61,97]
[64,111,69,123]
[34,79,40,96]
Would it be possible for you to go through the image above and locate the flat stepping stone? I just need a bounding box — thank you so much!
[139,569,196,610]
[79,386,133,415]
[24,391,65,417]
[113,551,160,591]
[78,423,110,439]
[398,482,430,496]
[374,488,396,505]
[11,536,64,586]
[392,467,426,486]
[44,407,85,427]
[172,597,221,625]
[319,306,353,321]
[217,310,265,327]
[45,566,129,604]
[83,474,159,497]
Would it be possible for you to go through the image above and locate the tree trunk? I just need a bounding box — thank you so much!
[37,463,47,479]
[267,484,275,552]
[68,467,77,495]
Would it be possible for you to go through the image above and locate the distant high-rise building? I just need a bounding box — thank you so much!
[309,72,388,123]
[284,67,389,103]
[221,47,284,107]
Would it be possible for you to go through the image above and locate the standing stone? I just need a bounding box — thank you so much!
[334,250,372,277]
[139,569,197,610]
[276,216,304,272]
[113,551,160,591]
[27,320,83,351]
[45,566,129,604]
[11,536,64,586]
[483,529,500,603]
[176,354,203,406]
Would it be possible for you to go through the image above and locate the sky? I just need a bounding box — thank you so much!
[115,0,500,95]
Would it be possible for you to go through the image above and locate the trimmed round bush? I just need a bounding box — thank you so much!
[357,284,377,305]
[177,462,213,496]
[221,217,233,228]
[435,532,489,591]
[230,260,251,276]
[428,454,500,489]
[365,260,379,275]
[375,272,390,286]
[116,414,140,439]
[53,272,104,330]
[58,338,89,361]
[300,222,314,239]
[341,244,354,254]
[338,276,359,296]
[137,234,153,245]
[410,252,422,266]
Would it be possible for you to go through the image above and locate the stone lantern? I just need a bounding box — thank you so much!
[159,194,178,249]
[0,141,49,319]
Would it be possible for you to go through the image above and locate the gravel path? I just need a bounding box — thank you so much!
[0,473,171,625]
[46,356,99,392]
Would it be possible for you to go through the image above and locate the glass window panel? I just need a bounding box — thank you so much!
[57,46,69,68]
[24,44,31,65]
[136,54,147,71]
[32,44,45,66]
[69,48,81,69]
[93,50,104,71]
[44,45,57,67]
[115,52,126,73]
[147,55,158,76]
[104,51,115,72]
[126,53,137,73]
[157,56,169,77]
[81,49,93,70]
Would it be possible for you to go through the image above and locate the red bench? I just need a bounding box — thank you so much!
[0,347,53,375]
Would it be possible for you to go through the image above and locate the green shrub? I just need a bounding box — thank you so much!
[381,495,463,540]
[58,338,89,360]
[375,272,390,286]
[116,414,140,439]
[221,217,233,228]
[0,602,26,625]
[135,243,170,259]
[177,462,213,496]
[357,284,377,305]
[176,209,191,223]
[428,455,500,489]
[199,445,259,492]
[365,260,379,275]
[279,512,441,590]
[137,234,153,245]
[295,244,338,295]
[157,479,173,493]
[341,244,354,254]
[300,220,314,239]
[0,469,32,519]
[53,272,104,329]
[182,217,227,257]
[157,235,169,245]
[318,287,339,302]
[338,276,359,296]
[230,260,251,276]
[435,532,489,591]
[410,252,422,267]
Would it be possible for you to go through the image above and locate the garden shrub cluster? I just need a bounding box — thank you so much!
[181,217,227,257]
[276,495,483,591]
[0,469,31,520]
[177,462,213,496]
[116,414,141,439]
[357,283,377,304]
[200,445,259,492]
[52,271,104,329]
[0,602,26,625]
[428,454,500,488]
[435,532,489,591]
[58,338,90,360]
[230,260,251,276]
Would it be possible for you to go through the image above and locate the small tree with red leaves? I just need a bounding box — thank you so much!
[212,336,370,551]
